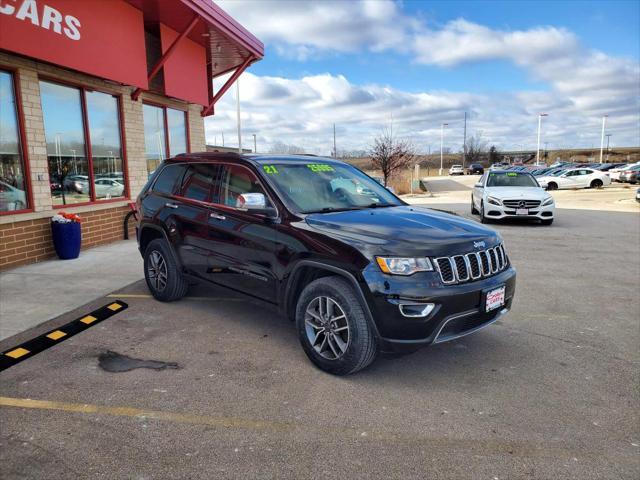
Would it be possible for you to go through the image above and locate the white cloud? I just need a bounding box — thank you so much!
[210,1,639,152]
[207,71,638,154]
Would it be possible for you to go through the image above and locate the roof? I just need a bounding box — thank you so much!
[171,152,340,166]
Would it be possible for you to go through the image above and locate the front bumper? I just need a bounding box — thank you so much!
[484,201,554,221]
[361,265,517,354]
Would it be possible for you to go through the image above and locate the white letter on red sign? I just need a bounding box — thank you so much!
[0,0,16,15]
[63,14,80,40]
[15,0,39,25]
[42,5,62,33]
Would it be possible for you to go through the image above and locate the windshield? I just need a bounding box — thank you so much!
[259,161,402,213]
[487,172,539,187]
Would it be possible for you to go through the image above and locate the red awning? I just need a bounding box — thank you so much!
[126,0,264,114]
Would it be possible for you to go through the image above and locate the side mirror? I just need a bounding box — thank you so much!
[475,182,483,188]
[237,193,277,217]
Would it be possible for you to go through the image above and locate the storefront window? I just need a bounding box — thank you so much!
[40,80,127,206]
[40,81,89,205]
[86,91,125,200]
[167,108,187,156]
[143,104,187,175]
[143,104,166,175]
[0,70,29,212]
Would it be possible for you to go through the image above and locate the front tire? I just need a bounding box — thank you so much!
[296,276,377,375]
[480,201,490,223]
[471,196,479,214]
[143,238,188,302]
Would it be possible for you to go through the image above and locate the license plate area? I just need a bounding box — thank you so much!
[484,285,506,312]
[516,208,529,215]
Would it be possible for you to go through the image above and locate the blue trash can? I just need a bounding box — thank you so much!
[51,221,82,260]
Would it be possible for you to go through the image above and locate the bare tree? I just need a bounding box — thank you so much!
[370,128,415,186]
[268,141,306,154]
[466,133,488,164]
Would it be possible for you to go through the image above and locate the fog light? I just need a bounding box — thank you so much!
[399,303,435,318]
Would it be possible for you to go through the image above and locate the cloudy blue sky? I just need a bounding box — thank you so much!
[210,0,639,155]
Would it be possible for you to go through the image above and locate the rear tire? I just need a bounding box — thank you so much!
[547,182,558,191]
[143,238,188,302]
[296,276,378,375]
[541,218,554,226]
[590,179,603,189]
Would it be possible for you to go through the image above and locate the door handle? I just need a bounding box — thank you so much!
[165,203,178,209]
[209,212,226,221]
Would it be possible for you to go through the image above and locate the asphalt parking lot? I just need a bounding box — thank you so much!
[1,202,638,479]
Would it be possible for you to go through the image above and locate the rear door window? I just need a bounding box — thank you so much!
[152,164,187,195]
[179,164,223,203]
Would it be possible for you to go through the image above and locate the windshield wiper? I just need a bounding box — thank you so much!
[304,207,361,214]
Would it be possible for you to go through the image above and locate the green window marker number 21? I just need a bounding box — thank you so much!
[263,165,279,174]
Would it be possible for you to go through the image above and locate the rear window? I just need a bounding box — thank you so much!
[179,164,223,203]
[152,164,186,195]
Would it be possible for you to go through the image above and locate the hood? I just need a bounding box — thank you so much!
[485,187,550,199]
[304,205,501,257]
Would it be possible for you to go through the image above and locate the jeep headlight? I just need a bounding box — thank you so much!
[376,257,433,275]
[542,197,554,206]
[487,196,502,206]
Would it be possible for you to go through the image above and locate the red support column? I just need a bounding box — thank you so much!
[201,55,254,117]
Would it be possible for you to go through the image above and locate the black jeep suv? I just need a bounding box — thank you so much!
[136,153,516,375]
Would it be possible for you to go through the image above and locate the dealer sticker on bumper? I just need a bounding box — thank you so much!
[485,285,506,312]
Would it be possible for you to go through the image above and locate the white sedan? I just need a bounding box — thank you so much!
[449,165,464,175]
[472,170,555,225]
[537,167,611,190]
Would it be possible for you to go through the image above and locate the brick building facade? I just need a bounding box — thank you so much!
[0,0,262,271]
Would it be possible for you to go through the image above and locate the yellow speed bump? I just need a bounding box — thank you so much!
[80,315,97,325]
[46,330,67,341]
[5,348,30,359]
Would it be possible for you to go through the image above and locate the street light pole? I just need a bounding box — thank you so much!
[462,111,467,169]
[536,113,548,166]
[605,133,611,161]
[599,115,608,163]
[439,123,448,176]
[253,134,257,153]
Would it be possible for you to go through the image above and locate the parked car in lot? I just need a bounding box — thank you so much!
[63,175,89,193]
[619,165,640,184]
[136,153,516,375]
[471,170,554,225]
[537,167,611,190]
[93,178,125,197]
[609,163,639,182]
[466,163,484,175]
[449,165,464,175]
[0,180,27,211]
[636,188,640,202]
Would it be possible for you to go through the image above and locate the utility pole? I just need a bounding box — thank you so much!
[236,78,242,153]
[599,115,608,163]
[462,111,467,169]
[253,134,257,153]
[221,131,224,147]
[333,123,336,157]
[536,113,548,165]
[439,123,448,176]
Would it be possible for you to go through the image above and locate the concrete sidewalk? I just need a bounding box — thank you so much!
[0,240,142,340]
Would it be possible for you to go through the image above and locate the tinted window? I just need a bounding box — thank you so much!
[220,165,270,208]
[180,164,222,202]
[487,172,538,187]
[153,164,185,195]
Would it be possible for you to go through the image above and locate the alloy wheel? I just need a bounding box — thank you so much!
[147,250,168,292]
[304,296,350,360]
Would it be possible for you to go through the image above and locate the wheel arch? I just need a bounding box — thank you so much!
[283,261,379,337]
[138,224,183,270]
